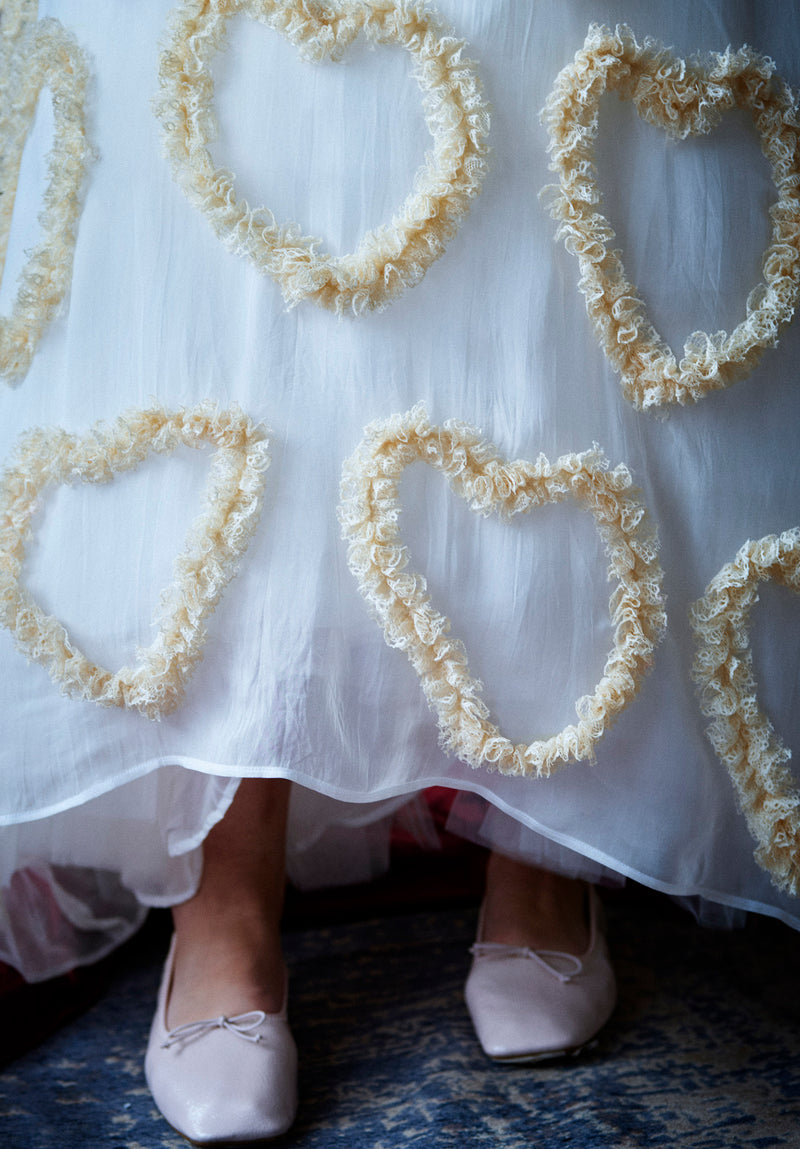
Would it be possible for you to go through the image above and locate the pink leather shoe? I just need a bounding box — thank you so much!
[464,887,616,1063]
[144,937,298,1145]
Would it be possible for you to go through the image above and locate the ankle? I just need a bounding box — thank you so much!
[482,855,590,954]
[166,929,286,1028]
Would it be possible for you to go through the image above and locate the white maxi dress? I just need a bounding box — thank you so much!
[1,0,799,981]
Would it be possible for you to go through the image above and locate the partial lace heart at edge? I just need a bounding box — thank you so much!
[0,16,94,384]
[691,528,800,896]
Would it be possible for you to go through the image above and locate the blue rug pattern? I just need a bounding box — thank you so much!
[1,896,799,1148]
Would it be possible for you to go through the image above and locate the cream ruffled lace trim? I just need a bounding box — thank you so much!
[0,405,269,720]
[155,0,490,315]
[691,529,800,896]
[541,24,800,409]
[0,15,93,384]
[0,0,38,46]
[339,405,666,777]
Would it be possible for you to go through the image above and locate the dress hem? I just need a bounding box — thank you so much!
[2,754,797,932]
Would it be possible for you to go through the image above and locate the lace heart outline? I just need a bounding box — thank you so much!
[0,404,270,720]
[542,25,800,409]
[339,405,666,777]
[691,529,800,896]
[0,17,93,384]
[155,0,490,316]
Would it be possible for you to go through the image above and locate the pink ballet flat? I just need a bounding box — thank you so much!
[144,937,297,1145]
[464,887,616,1063]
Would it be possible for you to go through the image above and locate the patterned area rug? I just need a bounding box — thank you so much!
[1,890,799,1149]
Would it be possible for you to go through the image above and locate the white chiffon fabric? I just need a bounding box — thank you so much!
[2,0,800,981]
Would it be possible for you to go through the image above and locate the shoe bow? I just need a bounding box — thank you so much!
[469,943,584,984]
[161,1010,267,1048]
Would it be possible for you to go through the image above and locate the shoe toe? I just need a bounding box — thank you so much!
[145,1018,298,1144]
[465,944,616,1061]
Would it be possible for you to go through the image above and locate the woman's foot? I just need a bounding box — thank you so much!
[145,778,297,1143]
[146,935,297,1145]
[464,854,616,1063]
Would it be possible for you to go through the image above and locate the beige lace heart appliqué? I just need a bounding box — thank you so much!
[542,25,800,409]
[691,529,800,896]
[155,0,490,316]
[0,17,93,384]
[0,405,269,719]
[339,406,666,777]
